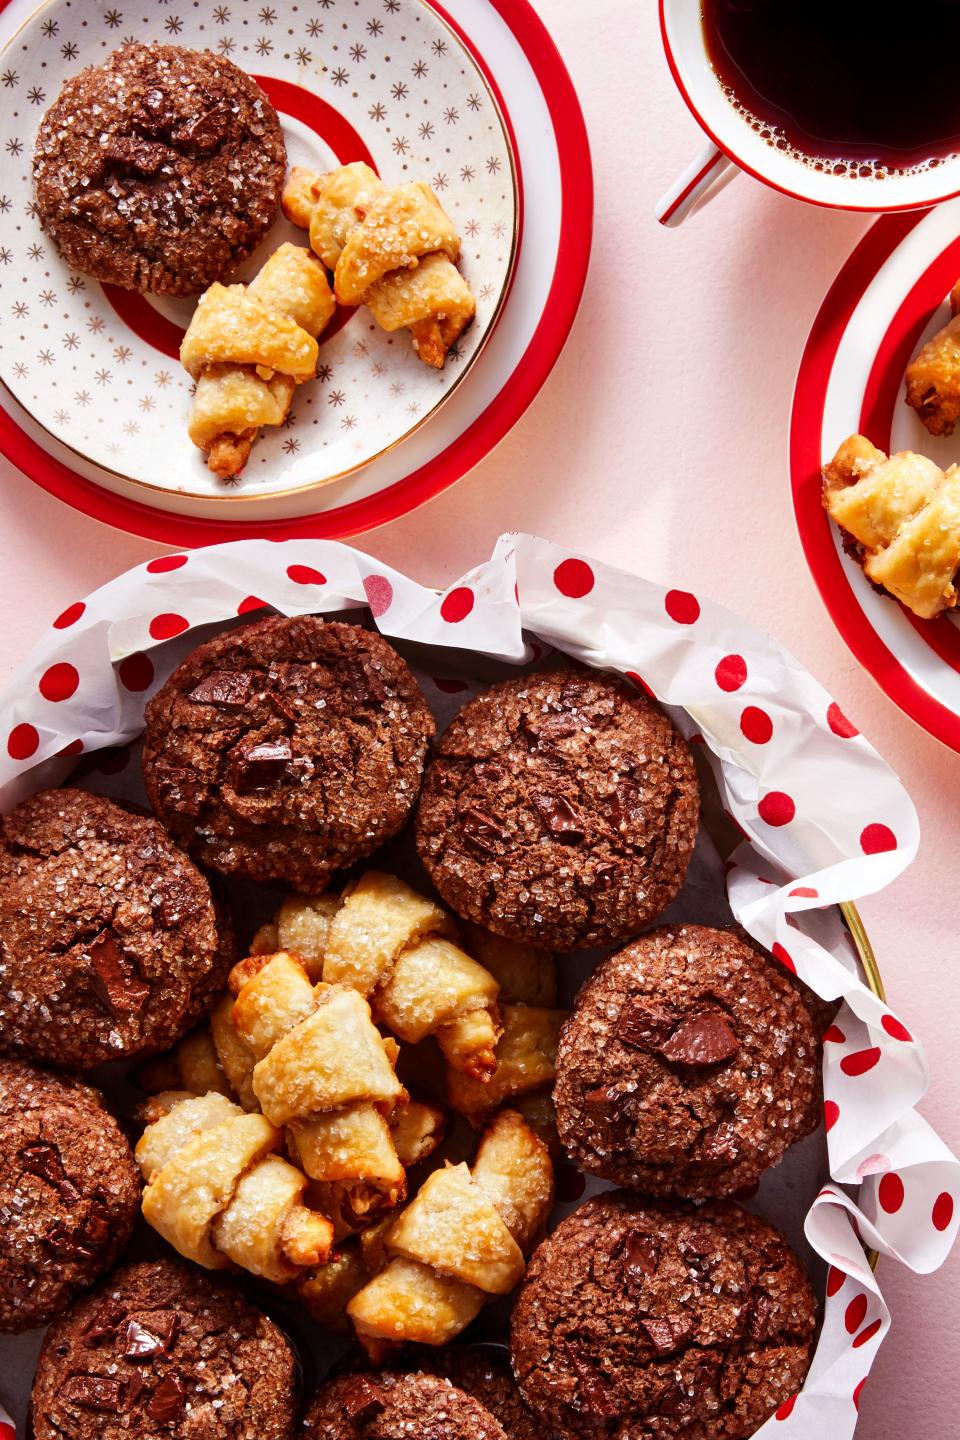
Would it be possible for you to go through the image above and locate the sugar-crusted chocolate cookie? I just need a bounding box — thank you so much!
[416,670,699,950]
[34,43,286,295]
[0,1059,140,1332]
[0,789,233,1069]
[409,1347,546,1440]
[554,925,821,1199]
[31,1258,298,1440]
[511,1192,816,1440]
[304,1372,507,1440]
[142,615,434,892]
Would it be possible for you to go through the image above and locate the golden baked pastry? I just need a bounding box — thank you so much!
[282,162,476,368]
[906,280,960,436]
[228,952,410,1225]
[346,1108,554,1354]
[136,1090,334,1283]
[447,1003,566,1124]
[823,433,960,618]
[136,1026,232,1099]
[254,873,503,1081]
[181,240,335,478]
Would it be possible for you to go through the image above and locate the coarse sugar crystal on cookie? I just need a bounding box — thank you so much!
[554,924,822,1199]
[510,1191,817,1440]
[31,1258,299,1440]
[142,614,434,892]
[0,788,233,1069]
[304,1371,508,1440]
[0,1059,141,1333]
[33,43,287,295]
[415,668,700,950]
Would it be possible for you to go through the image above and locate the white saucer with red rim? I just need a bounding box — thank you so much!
[0,0,592,542]
[792,200,960,753]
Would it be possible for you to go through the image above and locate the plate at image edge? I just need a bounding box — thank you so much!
[0,0,592,540]
[792,198,960,754]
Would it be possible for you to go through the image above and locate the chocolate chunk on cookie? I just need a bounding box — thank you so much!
[554,925,821,1199]
[304,1372,507,1440]
[32,1258,298,1440]
[33,43,287,295]
[0,789,233,1068]
[142,615,434,892]
[0,1060,140,1332]
[416,670,699,949]
[510,1192,816,1440]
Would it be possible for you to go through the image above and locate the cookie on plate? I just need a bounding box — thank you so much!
[554,925,821,1199]
[511,1191,816,1440]
[31,1258,298,1440]
[0,789,234,1069]
[304,1372,507,1440]
[0,1059,140,1332]
[416,669,699,950]
[142,615,434,891]
[33,43,286,295]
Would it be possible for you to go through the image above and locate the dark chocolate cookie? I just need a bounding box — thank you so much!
[554,925,821,1199]
[510,1192,816,1440]
[304,1372,507,1440]
[0,1059,140,1332]
[415,670,699,950]
[33,43,286,295]
[408,1347,546,1440]
[142,615,434,891]
[31,1258,298,1440]
[0,789,233,1069]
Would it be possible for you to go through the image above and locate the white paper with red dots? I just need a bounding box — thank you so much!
[0,531,956,1438]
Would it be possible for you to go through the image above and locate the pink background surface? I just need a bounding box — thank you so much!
[0,5,956,1435]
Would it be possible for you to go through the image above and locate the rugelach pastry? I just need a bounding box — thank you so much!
[823,433,960,618]
[137,1088,334,1282]
[181,241,335,479]
[0,788,233,1068]
[304,1371,507,1440]
[142,615,434,891]
[31,1258,298,1440]
[905,279,960,435]
[283,162,476,368]
[510,1191,816,1440]
[33,43,286,295]
[416,669,700,949]
[0,1059,140,1332]
[554,925,821,1199]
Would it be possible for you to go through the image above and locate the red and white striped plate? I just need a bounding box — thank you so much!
[0,0,591,543]
[792,202,960,753]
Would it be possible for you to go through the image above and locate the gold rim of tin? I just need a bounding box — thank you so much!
[0,0,521,506]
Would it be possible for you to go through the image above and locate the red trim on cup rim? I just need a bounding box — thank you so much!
[659,0,960,214]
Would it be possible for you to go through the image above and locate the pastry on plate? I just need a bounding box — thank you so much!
[905,279,960,435]
[304,1372,507,1440]
[416,668,700,950]
[33,43,287,295]
[181,241,335,479]
[0,1059,140,1333]
[0,788,234,1069]
[510,1191,816,1440]
[823,433,960,618]
[141,614,434,892]
[553,925,821,1199]
[283,162,476,368]
[31,1258,298,1440]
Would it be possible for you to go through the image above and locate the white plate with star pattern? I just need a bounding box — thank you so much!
[0,0,518,510]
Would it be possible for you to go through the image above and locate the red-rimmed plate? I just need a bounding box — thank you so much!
[0,0,592,542]
[791,202,960,752]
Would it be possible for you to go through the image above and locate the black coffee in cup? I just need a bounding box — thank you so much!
[702,0,960,179]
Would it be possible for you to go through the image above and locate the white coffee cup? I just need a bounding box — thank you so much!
[657,0,960,225]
